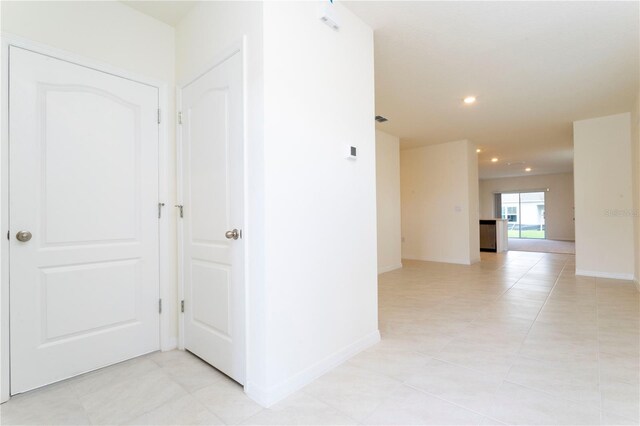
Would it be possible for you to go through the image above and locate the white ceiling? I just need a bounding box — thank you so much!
[344,1,639,179]
[121,1,198,26]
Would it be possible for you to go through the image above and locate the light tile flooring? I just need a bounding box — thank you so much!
[2,251,639,425]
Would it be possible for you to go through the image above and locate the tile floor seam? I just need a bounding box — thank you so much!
[492,254,547,302]
[600,410,639,424]
[298,387,382,425]
[595,278,604,425]
[75,369,168,426]
[175,375,229,426]
[503,257,568,380]
[355,392,396,424]
[228,406,267,426]
[429,353,515,381]
[198,401,228,425]
[84,369,184,426]
[402,355,605,423]
[402,381,507,425]
[500,378,602,412]
[298,390,363,426]
[75,393,95,426]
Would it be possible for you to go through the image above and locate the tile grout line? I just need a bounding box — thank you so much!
[484,256,603,420]
[447,253,554,351]
[499,257,603,417]
[402,381,507,425]
[493,252,549,300]
[367,254,590,425]
[77,357,171,425]
[297,362,405,425]
[411,351,601,418]
[594,277,604,425]
[502,254,568,374]
[394,254,573,424]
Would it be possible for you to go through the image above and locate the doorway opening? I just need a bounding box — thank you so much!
[500,191,546,239]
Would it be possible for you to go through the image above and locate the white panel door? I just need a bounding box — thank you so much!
[9,47,160,394]
[180,52,245,383]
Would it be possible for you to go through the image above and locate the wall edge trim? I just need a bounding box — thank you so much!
[244,330,381,408]
[402,255,473,266]
[575,269,635,281]
[378,263,403,274]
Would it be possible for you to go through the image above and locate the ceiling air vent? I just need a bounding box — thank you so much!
[375,115,388,123]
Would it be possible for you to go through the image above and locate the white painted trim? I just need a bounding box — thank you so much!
[245,330,381,408]
[378,263,403,274]
[0,35,10,405]
[240,35,252,391]
[155,62,175,355]
[575,269,635,281]
[175,86,185,351]
[177,40,244,90]
[0,32,173,402]
[402,255,475,266]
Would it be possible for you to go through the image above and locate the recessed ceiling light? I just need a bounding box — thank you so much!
[525,167,532,172]
[463,96,476,104]
[491,157,499,162]
[476,148,481,153]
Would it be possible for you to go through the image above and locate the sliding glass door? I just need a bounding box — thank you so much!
[500,191,546,239]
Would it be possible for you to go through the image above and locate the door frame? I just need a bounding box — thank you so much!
[0,33,174,403]
[175,39,248,380]
[497,189,548,240]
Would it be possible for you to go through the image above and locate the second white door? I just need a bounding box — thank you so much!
[179,51,245,383]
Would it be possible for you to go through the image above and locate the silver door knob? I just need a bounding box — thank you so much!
[16,231,32,242]
[225,229,239,240]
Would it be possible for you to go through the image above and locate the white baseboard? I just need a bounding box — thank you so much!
[403,255,474,265]
[378,263,403,274]
[245,330,381,407]
[575,269,635,281]
[161,336,178,352]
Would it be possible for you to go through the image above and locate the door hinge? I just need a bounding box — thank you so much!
[181,300,185,313]
[158,202,165,219]
[6,230,9,240]
[157,108,161,124]
[159,299,162,314]
[175,204,184,218]
[178,111,182,125]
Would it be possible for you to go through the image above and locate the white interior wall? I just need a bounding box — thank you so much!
[0,0,177,403]
[258,1,378,405]
[632,93,640,289]
[1,0,378,408]
[574,113,635,279]
[479,173,575,241]
[3,2,379,404]
[400,140,480,265]
[1,2,175,84]
[466,142,481,261]
[175,0,268,397]
[376,130,402,273]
